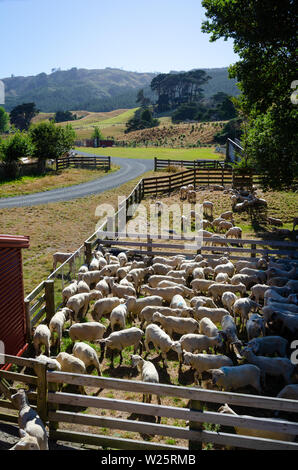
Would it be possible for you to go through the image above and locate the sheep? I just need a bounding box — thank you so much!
[72,342,101,375]
[248,336,288,357]
[183,351,233,384]
[49,307,71,350]
[267,266,297,280]
[139,306,188,328]
[190,296,217,309]
[231,273,258,290]
[172,333,225,362]
[220,315,242,359]
[233,200,249,213]
[35,354,61,371]
[266,300,298,313]
[10,389,48,450]
[126,267,154,289]
[144,324,178,367]
[264,288,297,305]
[91,297,122,322]
[140,284,192,303]
[203,266,215,279]
[214,261,235,277]
[202,219,213,230]
[154,200,165,216]
[267,216,283,227]
[286,280,298,292]
[62,280,78,305]
[207,283,246,302]
[218,220,234,233]
[268,277,289,287]
[192,267,205,279]
[69,321,106,342]
[170,294,187,310]
[128,295,163,318]
[76,279,90,294]
[89,256,101,271]
[52,252,76,272]
[215,272,230,283]
[153,255,184,269]
[117,251,128,267]
[148,275,185,288]
[33,325,51,357]
[212,217,226,230]
[233,298,261,327]
[10,431,41,450]
[78,264,89,274]
[239,267,267,284]
[166,269,187,279]
[250,284,271,304]
[109,279,136,298]
[79,270,104,287]
[220,211,234,222]
[265,310,298,336]
[190,279,215,295]
[246,313,265,341]
[152,312,199,337]
[225,227,243,240]
[207,256,230,269]
[109,299,134,331]
[206,364,262,394]
[234,260,258,273]
[95,277,110,296]
[194,306,230,324]
[218,403,295,442]
[241,346,295,386]
[221,292,237,313]
[131,354,161,407]
[202,201,213,217]
[100,327,144,367]
[55,352,86,394]
[199,317,219,337]
[67,291,102,323]
[277,384,298,400]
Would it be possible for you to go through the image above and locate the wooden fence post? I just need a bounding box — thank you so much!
[45,280,55,324]
[85,241,93,266]
[24,299,32,342]
[154,157,157,171]
[35,362,48,425]
[188,399,203,450]
[251,244,256,258]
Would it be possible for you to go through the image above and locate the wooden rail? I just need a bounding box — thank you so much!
[56,155,111,172]
[154,157,230,171]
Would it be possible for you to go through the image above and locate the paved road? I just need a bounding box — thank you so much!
[0,153,153,208]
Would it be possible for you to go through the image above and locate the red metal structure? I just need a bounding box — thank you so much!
[0,234,30,366]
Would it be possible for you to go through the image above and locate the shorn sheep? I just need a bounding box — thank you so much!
[10,389,48,450]
[100,327,144,367]
[131,354,161,410]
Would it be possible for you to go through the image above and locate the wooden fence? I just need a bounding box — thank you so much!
[154,157,230,171]
[0,353,298,450]
[56,155,111,172]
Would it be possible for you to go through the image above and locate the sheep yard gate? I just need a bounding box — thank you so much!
[1,353,298,450]
[56,154,111,172]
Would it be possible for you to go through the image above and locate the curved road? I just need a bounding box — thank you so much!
[0,153,153,208]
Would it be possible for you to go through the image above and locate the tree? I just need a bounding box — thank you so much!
[0,131,33,178]
[125,108,159,133]
[0,107,9,133]
[10,102,39,131]
[29,121,75,173]
[202,0,297,188]
[136,89,151,108]
[55,110,77,123]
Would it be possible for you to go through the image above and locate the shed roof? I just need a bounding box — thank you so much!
[0,234,30,249]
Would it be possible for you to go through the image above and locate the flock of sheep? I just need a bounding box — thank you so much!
[10,184,298,450]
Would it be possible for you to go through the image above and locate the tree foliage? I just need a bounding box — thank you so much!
[54,110,77,122]
[0,107,9,133]
[0,131,33,178]
[125,108,159,133]
[10,102,39,131]
[202,0,297,188]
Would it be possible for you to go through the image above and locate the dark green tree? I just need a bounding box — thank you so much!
[0,107,9,133]
[55,110,77,122]
[202,0,297,188]
[29,121,75,173]
[10,102,39,131]
[0,131,33,178]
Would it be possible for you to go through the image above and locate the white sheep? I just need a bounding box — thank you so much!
[170,294,188,310]
[194,306,230,324]
[69,321,106,342]
[109,279,136,298]
[131,354,161,407]
[152,312,199,337]
[35,354,61,371]
[91,297,122,322]
[109,299,134,331]
[190,296,217,309]
[202,201,213,217]
[33,324,51,357]
[62,280,78,305]
[128,295,164,318]
[117,251,128,266]
[215,272,230,283]
[190,279,215,295]
[180,186,188,200]
[183,351,233,383]
[100,327,144,367]
[214,261,235,278]
[172,333,224,362]
[199,317,219,337]
[72,342,101,375]
[49,307,71,350]
[148,275,186,288]
[221,292,237,313]
[144,324,178,367]
[241,346,295,386]
[52,252,76,272]
[231,273,258,290]
[95,277,111,296]
[67,291,102,323]
[10,389,48,450]
[207,365,262,393]
[140,284,192,303]
[139,305,189,328]
[218,220,234,233]
[225,226,243,239]
[77,280,90,294]
[233,298,261,327]
[207,283,246,302]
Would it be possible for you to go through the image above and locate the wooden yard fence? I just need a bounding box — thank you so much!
[154,157,230,171]
[56,154,111,172]
[0,353,298,450]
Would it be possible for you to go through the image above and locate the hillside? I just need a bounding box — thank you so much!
[2,67,239,113]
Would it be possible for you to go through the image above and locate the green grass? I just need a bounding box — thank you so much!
[76,146,221,160]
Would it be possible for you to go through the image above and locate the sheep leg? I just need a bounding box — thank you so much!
[119,350,123,366]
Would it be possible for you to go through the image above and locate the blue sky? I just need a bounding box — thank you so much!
[0,0,239,78]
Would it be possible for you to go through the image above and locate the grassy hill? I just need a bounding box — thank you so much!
[2,67,239,113]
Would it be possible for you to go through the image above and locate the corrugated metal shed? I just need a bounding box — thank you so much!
[0,234,30,359]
